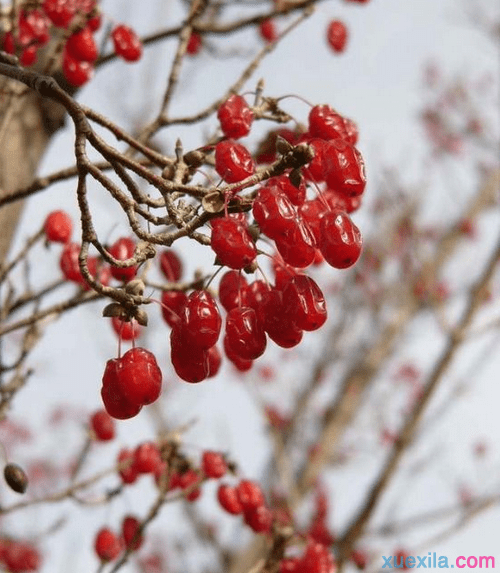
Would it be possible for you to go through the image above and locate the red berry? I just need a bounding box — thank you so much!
[207,345,222,378]
[180,290,221,350]
[43,0,75,28]
[122,516,143,551]
[187,32,202,55]
[66,26,98,62]
[62,52,94,86]
[236,479,265,511]
[44,210,72,243]
[117,448,139,484]
[319,210,362,268]
[215,140,255,183]
[275,218,316,269]
[252,186,297,242]
[2,32,15,54]
[308,104,350,142]
[133,442,162,474]
[243,505,273,533]
[3,541,41,572]
[111,24,143,62]
[202,451,227,479]
[322,139,366,197]
[267,173,307,206]
[280,558,302,573]
[20,45,38,67]
[111,317,142,341]
[60,242,82,282]
[108,237,137,282]
[161,290,187,327]
[87,13,102,32]
[217,484,243,515]
[300,540,337,573]
[170,323,211,383]
[159,249,183,281]
[282,275,327,331]
[223,336,254,372]
[94,528,122,562]
[116,347,163,407]
[218,270,249,312]
[179,469,201,501]
[101,359,142,420]
[218,95,254,139]
[262,288,303,348]
[90,409,115,441]
[211,217,256,269]
[327,19,348,53]
[224,307,267,360]
[259,19,277,43]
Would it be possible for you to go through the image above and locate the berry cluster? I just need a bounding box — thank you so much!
[279,540,337,573]
[94,515,143,563]
[218,479,273,534]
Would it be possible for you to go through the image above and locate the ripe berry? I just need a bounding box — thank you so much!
[223,336,254,372]
[236,479,265,511]
[44,210,72,243]
[161,290,187,327]
[117,448,138,484]
[62,52,94,86]
[282,275,327,331]
[115,348,163,407]
[262,288,303,348]
[179,469,201,501]
[252,186,297,242]
[111,317,141,341]
[60,242,83,282]
[243,505,273,533]
[217,95,254,139]
[101,359,142,420]
[211,217,256,270]
[90,410,115,441]
[3,541,41,572]
[43,0,75,28]
[327,19,348,53]
[267,173,307,206]
[300,540,337,573]
[94,528,122,562]
[207,345,222,378]
[108,237,137,282]
[319,210,362,268]
[218,270,249,312]
[308,104,350,142]
[275,219,316,269]
[159,249,183,281]
[180,290,222,350]
[20,45,37,67]
[122,516,144,551]
[215,140,255,183]
[111,24,143,62]
[170,323,211,383]
[259,19,277,43]
[187,32,202,55]
[322,139,366,197]
[224,307,267,360]
[217,484,243,514]
[133,442,162,474]
[202,451,227,479]
[66,26,98,62]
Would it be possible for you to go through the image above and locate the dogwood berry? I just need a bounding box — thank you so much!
[111,24,143,62]
[217,95,254,139]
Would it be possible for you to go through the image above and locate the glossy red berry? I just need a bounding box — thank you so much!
[259,19,277,43]
[187,32,202,55]
[217,95,254,139]
[159,249,183,281]
[111,24,143,62]
[319,210,362,268]
[225,307,267,360]
[282,275,327,331]
[179,469,201,501]
[170,323,211,383]
[223,335,254,372]
[62,52,94,86]
[44,210,72,243]
[66,26,98,62]
[218,270,249,312]
[161,290,187,327]
[217,484,243,514]
[116,347,162,407]
[43,0,75,28]
[111,317,141,341]
[308,104,349,141]
[275,219,317,269]
[133,442,162,474]
[117,448,138,484]
[108,237,137,282]
[327,19,348,53]
[215,140,255,183]
[101,359,143,420]
[323,139,366,197]
[94,528,122,562]
[211,217,257,270]
[267,173,307,206]
[122,516,143,551]
[180,290,222,350]
[202,451,227,479]
[207,345,222,378]
[243,505,273,534]
[236,479,265,511]
[90,410,115,441]
[252,186,297,241]
[262,288,303,348]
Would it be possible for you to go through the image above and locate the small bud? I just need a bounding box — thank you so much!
[125,279,145,296]
[202,191,225,214]
[4,463,28,494]
[183,150,205,168]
